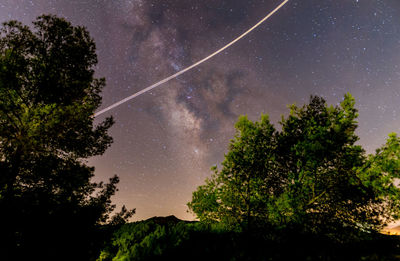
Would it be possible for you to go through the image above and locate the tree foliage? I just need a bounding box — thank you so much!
[188,94,400,235]
[0,15,134,260]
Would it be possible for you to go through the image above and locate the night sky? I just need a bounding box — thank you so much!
[1,0,400,221]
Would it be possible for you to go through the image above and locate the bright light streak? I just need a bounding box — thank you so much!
[94,0,289,117]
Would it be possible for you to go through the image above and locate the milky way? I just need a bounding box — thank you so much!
[94,0,288,117]
[1,0,400,221]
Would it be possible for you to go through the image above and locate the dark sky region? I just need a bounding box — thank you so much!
[1,0,399,221]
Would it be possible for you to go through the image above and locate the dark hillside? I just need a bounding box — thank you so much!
[145,215,194,225]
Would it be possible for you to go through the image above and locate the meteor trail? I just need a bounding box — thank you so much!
[94,0,289,117]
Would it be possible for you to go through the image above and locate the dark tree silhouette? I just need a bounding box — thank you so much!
[0,15,134,260]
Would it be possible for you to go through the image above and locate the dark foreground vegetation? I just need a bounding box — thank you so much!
[99,216,400,261]
[2,15,400,261]
[0,15,134,260]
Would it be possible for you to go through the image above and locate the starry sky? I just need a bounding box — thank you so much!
[1,0,400,221]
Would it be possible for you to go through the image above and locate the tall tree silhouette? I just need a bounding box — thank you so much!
[0,15,134,260]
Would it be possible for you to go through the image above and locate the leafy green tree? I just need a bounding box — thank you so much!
[358,133,400,225]
[0,15,134,260]
[274,95,375,232]
[188,94,400,235]
[188,114,279,230]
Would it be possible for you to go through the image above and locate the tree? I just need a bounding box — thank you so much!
[188,114,279,230]
[0,15,134,260]
[188,94,400,235]
[274,95,375,233]
[357,133,400,225]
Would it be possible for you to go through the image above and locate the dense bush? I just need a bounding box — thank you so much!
[98,217,400,261]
